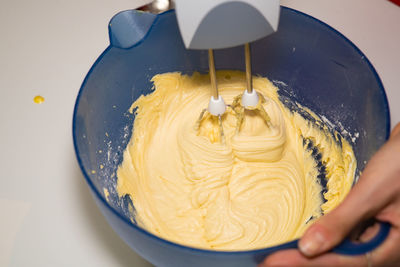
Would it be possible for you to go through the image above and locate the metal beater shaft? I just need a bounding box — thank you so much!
[245,43,253,94]
[208,49,219,99]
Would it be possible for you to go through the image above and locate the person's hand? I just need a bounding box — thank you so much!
[259,123,400,267]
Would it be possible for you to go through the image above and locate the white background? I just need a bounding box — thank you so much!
[1,0,399,266]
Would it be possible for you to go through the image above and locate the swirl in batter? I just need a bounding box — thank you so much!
[116,71,355,250]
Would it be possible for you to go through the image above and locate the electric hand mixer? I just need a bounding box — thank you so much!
[173,0,280,141]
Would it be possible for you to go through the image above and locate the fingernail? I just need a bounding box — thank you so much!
[299,230,326,256]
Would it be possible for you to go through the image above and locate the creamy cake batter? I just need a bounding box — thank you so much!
[116,71,355,250]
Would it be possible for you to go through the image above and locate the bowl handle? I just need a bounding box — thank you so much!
[108,10,157,49]
[283,221,391,255]
[332,221,391,255]
[258,222,390,264]
[272,221,390,256]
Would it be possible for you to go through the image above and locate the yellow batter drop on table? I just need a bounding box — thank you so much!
[116,71,356,250]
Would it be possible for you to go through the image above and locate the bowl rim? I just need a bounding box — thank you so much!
[72,6,391,255]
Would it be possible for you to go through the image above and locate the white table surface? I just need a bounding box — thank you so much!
[1,0,399,266]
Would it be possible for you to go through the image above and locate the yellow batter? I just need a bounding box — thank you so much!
[116,71,355,250]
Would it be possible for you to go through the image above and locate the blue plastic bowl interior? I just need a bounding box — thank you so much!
[73,7,390,267]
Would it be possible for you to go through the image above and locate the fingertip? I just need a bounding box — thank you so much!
[298,224,329,257]
[298,198,368,257]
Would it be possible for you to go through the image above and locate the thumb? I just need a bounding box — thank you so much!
[299,123,400,257]
[298,168,386,257]
[298,198,364,257]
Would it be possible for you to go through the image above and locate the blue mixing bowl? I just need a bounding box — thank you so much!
[73,7,390,267]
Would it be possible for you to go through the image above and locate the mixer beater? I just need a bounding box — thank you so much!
[196,43,272,143]
[231,43,271,132]
[195,49,227,143]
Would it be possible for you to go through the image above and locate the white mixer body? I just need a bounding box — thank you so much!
[175,0,280,49]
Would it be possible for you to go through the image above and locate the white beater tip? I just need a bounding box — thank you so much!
[242,89,259,107]
[208,95,226,116]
